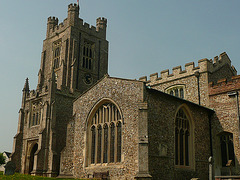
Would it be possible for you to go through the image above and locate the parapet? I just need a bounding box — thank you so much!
[48,16,58,24]
[46,4,107,39]
[209,75,240,95]
[68,3,79,12]
[139,52,236,86]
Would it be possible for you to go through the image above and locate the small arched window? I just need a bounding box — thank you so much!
[175,107,192,167]
[87,101,122,165]
[166,85,185,99]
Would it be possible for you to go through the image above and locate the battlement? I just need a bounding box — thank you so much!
[47,17,107,39]
[139,52,236,86]
[96,17,107,24]
[46,4,107,39]
[68,3,79,12]
[48,16,59,23]
[209,75,240,95]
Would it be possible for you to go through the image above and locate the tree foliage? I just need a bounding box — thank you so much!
[0,153,6,165]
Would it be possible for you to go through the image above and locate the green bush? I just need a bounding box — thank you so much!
[0,153,6,165]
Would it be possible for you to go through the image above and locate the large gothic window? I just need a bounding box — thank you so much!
[220,132,235,167]
[88,101,122,165]
[175,108,191,167]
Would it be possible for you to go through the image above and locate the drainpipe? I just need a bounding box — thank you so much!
[194,71,201,105]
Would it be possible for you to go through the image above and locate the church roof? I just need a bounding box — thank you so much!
[146,87,215,113]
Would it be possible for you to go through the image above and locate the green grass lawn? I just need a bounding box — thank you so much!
[0,171,97,180]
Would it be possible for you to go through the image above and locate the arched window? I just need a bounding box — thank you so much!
[30,103,41,127]
[82,42,94,70]
[53,47,60,69]
[175,108,191,167]
[166,85,185,99]
[88,101,122,165]
[220,132,235,167]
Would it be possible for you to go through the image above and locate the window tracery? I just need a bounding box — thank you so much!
[30,102,42,127]
[53,40,61,70]
[88,102,122,165]
[166,85,185,99]
[82,42,94,70]
[220,132,235,167]
[175,108,191,167]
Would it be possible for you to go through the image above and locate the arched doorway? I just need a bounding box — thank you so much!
[28,143,38,174]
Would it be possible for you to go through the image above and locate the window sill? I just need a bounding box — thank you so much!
[175,165,194,170]
[86,162,123,169]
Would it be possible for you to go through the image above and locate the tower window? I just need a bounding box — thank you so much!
[82,42,94,70]
[53,47,60,69]
[88,101,122,165]
[30,102,42,127]
[53,40,62,69]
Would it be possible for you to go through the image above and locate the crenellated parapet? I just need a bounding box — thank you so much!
[139,52,236,86]
[68,3,79,12]
[209,75,240,95]
[46,4,107,39]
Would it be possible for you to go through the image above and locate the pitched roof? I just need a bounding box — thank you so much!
[3,151,11,158]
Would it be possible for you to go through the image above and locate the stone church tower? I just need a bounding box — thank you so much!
[11,4,108,177]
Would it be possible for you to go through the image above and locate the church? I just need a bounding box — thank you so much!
[11,4,240,180]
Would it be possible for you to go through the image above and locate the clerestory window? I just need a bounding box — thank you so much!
[88,101,122,166]
[166,85,185,99]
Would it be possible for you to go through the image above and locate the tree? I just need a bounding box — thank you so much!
[0,153,6,165]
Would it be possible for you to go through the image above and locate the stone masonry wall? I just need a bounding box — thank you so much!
[209,75,240,176]
[60,76,145,179]
[139,52,237,108]
[147,89,211,180]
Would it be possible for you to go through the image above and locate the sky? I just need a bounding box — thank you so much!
[0,0,240,153]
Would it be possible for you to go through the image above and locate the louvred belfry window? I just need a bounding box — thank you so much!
[88,102,122,165]
[82,42,94,70]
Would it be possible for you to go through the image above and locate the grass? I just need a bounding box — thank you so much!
[0,171,97,180]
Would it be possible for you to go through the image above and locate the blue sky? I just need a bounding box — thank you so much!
[0,0,240,152]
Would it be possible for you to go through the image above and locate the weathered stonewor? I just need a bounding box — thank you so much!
[139,52,236,85]
[139,52,237,107]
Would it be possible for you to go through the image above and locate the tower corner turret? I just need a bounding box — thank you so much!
[96,17,107,38]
